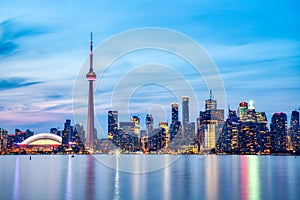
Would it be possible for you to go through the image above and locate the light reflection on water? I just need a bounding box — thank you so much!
[0,155,299,200]
[113,154,120,200]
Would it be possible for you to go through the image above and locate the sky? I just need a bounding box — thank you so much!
[0,0,299,136]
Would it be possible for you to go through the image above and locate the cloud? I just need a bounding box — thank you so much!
[45,94,64,100]
[0,77,42,90]
[0,18,48,59]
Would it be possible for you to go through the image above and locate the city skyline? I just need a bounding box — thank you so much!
[1,1,300,134]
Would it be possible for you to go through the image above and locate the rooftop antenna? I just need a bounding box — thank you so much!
[89,32,93,72]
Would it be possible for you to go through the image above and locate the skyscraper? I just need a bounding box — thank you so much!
[131,116,140,137]
[205,90,217,110]
[291,110,299,127]
[108,111,118,140]
[171,103,179,123]
[146,114,154,134]
[239,102,248,120]
[256,112,271,152]
[182,96,189,126]
[199,92,224,151]
[86,32,96,151]
[289,110,300,152]
[270,112,287,152]
[62,119,73,147]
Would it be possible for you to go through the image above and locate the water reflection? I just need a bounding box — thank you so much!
[205,155,218,200]
[2,155,300,200]
[240,156,248,199]
[13,156,20,200]
[248,156,260,200]
[163,155,170,200]
[113,154,120,200]
[86,155,95,200]
[131,156,140,200]
[65,156,72,200]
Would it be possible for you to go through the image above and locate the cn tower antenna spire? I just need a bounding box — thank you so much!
[89,32,93,72]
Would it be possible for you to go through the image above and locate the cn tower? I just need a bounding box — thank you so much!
[86,32,96,151]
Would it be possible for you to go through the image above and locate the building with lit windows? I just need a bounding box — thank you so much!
[146,114,154,135]
[198,92,224,151]
[108,111,118,140]
[270,112,287,152]
[288,110,300,152]
[171,102,179,123]
[217,109,239,153]
[256,112,271,153]
[131,116,140,137]
[239,102,248,119]
[182,96,189,127]
[0,128,8,153]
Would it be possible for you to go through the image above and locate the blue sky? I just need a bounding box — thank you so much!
[0,0,299,135]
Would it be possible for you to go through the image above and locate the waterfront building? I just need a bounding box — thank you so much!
[270,112,288,152]
[217,109,239,153]
[108,111,118,140]
[131,116,140,137]
[171,102,179,123]
[256,112,271,152]
[182,96,189,127]
[198,92,224,151]
[288,110,300,152]
[238,102,248,119]
[0,128,8,153]
[146,114,154,135]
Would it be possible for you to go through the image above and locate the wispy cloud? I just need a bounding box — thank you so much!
[0,77,42,90]
[0,18,48,59]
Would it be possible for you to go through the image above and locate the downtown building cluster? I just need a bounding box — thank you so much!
[1,94,299,155]
[217,103,300,154]
[106,93,300,155]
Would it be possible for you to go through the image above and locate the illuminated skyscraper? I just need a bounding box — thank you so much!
[108,111,118,140]
[270,112,287,152]
[159,122,168,149]
[256,112,271,152]
[171,103,179,123]
[146,114,154,134]
[291,110,299,127]
[199,92,224,151]
[131,116,140,137]
[86,32,96,151]
[182,96,189,126]
[205,90,217,110]
[289,110,300,152]
[239,102,248,120]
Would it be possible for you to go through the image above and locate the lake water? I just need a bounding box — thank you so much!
[0,155,299,200]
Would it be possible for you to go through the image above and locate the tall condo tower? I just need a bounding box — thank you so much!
[182,96,189,126]
[86,32,96,151]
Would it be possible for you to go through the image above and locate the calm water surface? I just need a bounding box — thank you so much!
[0,155,299,200]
